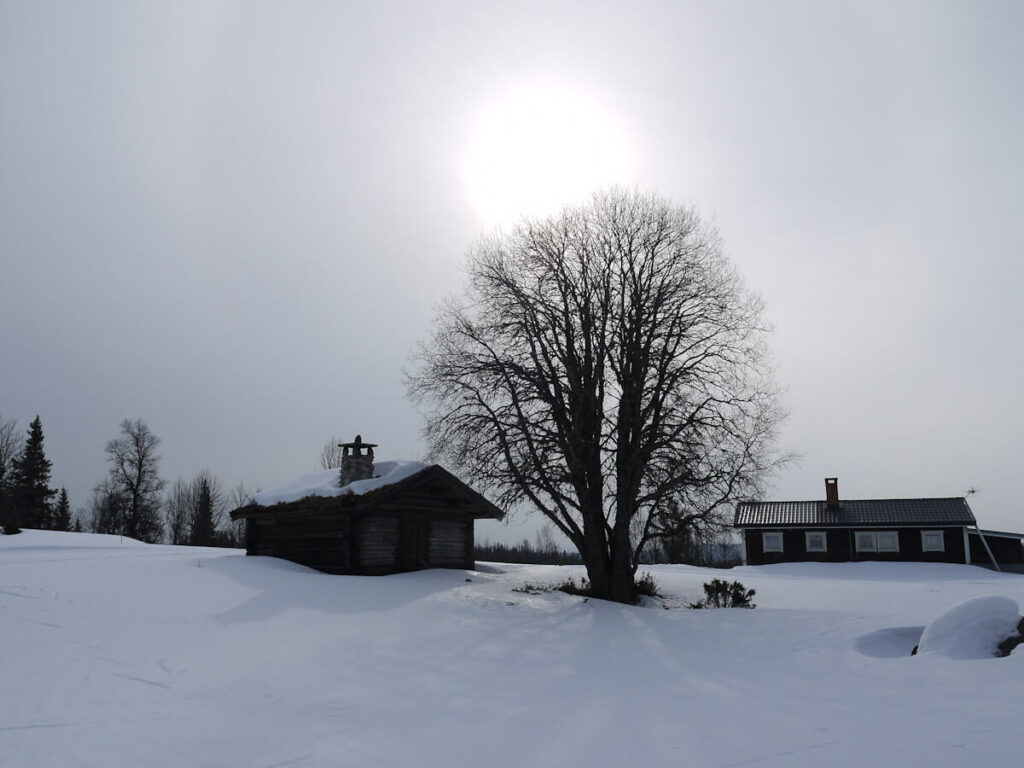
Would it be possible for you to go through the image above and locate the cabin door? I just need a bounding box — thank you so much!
[398,516,430,571]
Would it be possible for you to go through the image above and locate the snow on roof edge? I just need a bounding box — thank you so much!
[250,461,429,507]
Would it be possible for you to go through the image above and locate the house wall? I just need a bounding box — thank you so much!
[743,527,966,566]
[968,532,1024,567]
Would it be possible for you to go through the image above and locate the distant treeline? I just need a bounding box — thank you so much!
[1,411,743,568]
[0,412,246,547]
[476,536,743,568]
[475,539,584,565]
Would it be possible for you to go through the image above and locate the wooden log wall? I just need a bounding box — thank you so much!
[428,520,468,567]
[358,516,399,568]
[247,517,351,574]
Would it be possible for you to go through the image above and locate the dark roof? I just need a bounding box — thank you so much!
[734,497,975,528]
[231,464,504,522]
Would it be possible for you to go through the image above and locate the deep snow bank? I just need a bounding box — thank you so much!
[916,596,1021,659]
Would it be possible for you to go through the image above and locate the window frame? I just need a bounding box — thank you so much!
[804,531,827,553]
[762,531,784,553]
[855,531,900,553]
[855,531,877,552]
[876,531,900,552]
[921,530,945,552]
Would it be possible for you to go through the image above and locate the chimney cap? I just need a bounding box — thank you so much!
[338,434,378,450]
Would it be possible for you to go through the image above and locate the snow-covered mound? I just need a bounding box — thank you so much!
[4,533,1024,767]
[916,596,1021,659]
[251,460,428,506]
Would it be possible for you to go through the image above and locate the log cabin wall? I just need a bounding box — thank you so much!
[246,515,353,575]
[429,519,470,567]
[232,464,502,575]
[357,516,399,571]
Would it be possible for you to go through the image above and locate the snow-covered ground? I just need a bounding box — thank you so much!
[2,530,1022,768]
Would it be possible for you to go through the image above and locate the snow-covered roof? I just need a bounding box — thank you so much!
[251,461,429,507]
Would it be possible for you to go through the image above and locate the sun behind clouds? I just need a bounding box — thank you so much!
[462,78,635,228]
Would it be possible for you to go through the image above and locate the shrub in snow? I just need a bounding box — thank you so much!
[995,618,1024,657]
[513,577,591,597]
[689,579,756,609]
[634,572,661,599]
[915,596,1022,659]
[513,573,661,604]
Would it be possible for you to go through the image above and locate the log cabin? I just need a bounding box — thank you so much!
[230,436,503,575]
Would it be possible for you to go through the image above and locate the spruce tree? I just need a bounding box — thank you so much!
[11,416,56,530]
[53,488,72,532]
[189,474,216,546]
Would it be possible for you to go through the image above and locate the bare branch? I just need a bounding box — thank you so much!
[407,189,789,602]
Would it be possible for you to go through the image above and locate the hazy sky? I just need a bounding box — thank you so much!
[2,1,1022,542]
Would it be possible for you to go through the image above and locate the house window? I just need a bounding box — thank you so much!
[855,531,900,553]
[855,532,876,552]
[805,531,827,552]
[762,532,783,552]
[921,530,945,552]
[877,532,900,552]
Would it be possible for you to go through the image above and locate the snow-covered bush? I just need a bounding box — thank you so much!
[915,596,1021,659]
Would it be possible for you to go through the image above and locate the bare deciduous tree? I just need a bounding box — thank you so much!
[222,482,251,547]
[0,415,23,533]
[0,416,22,480]
[104,419,165,543]
[319,437,344,470]
[165,478,194,545]
[409,190,787,603]
[534,524,560,555]
[88,478,125,535]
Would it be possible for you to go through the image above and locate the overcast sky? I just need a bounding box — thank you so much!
[2,1,1021,542]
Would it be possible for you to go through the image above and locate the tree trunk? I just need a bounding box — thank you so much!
[580,522,612,599]
[607,509,637,603]
[609,540,635,603]
[578,515,637,603]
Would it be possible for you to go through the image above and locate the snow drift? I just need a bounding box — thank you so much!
[916,595,1021,659]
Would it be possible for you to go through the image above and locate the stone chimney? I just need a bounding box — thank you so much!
[339,435,377,486]
[825,477,839,508]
